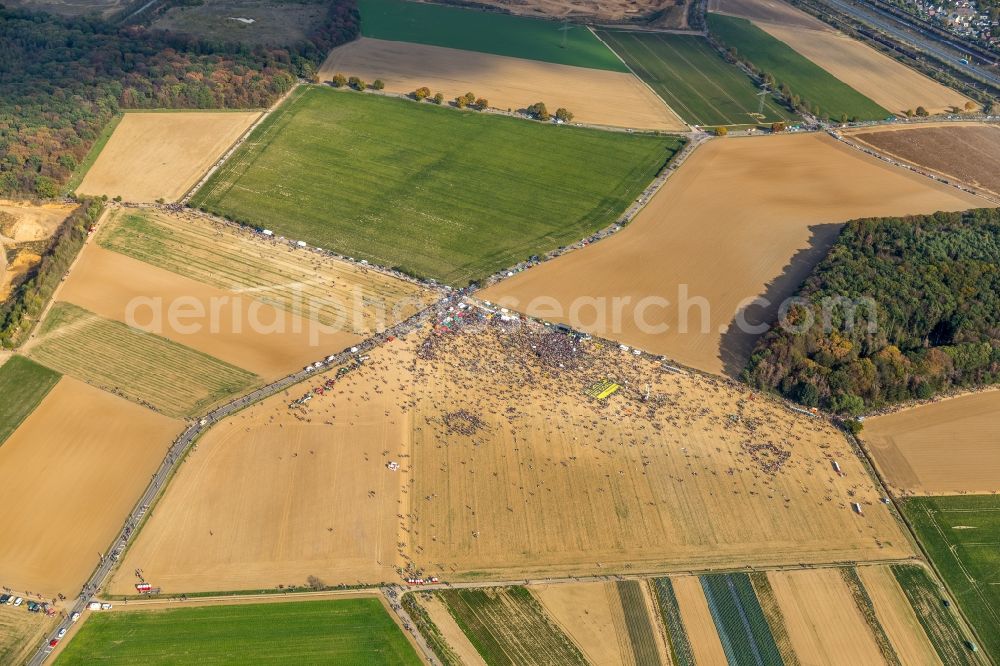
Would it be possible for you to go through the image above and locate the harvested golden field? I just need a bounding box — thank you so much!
[768,568,886,665]
[319,38,686,131]
[76,111,259,202]
[0,604,56,666]
[672,576,728,666]
[108,338,416,595]
[113,312,908,594]
[860,390,1000,495]
[96,207,435,335]
[850,123,1000,197]
[56,244,360,381]
[465,0,685,22]
[531,582,636,666]
[858,566,941,666]
[709,0,971,114]
[0,377,180,599]
[405,316,909,579]
[481,133,984,375]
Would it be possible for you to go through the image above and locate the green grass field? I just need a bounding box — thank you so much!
[598,30,796,127]
[358,0,627,71]
[55,598,422,665]
[902,496,1000,661]
[0,355,60,445]
[701,573,782,666]
[29,302,258,417]
[891,564,987,665]
[437,587,586,665]
[707,14,889,121]
[191,86,679,286]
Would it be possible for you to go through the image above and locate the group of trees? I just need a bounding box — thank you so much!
[526,102,574,123]
[0,1,360,198]
[0,198,104,347]
[411,87,489,110]
[744,208,1000,415]
[330,73,383,91]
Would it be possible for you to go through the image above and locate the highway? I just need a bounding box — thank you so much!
[26,294,455,666]
[814,0,1000,88]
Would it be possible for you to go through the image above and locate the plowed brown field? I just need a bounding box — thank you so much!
[319,38,686,131]
[0,377,181,599]
[860,390,1000,495]
[709,0,972,114]
[77,112,259,202]
[481,133,984,375]
[850,123,1000,197]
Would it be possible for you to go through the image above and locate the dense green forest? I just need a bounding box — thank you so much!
[0,1,358,197]
[744,208,1000,415]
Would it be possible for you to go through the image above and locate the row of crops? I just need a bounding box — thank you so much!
[701,573,784,666]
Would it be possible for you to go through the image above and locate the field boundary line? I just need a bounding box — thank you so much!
[589,26,692,131]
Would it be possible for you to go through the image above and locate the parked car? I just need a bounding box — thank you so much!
[0,595,9,604]
[70,612,81,623]
[48,639,58,648]
[57,628,67,639]
[13,597,23,606]
[4,595,15,605]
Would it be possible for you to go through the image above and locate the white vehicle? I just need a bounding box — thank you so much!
[13,597,23,606]
[71,612,81,622]
[88,602,101,611]
[101,603,113,610]
[57,628,67,639]
[4,596,13,605]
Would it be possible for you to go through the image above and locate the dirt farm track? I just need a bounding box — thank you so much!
[320,37,687,131]
[482,132,983,376]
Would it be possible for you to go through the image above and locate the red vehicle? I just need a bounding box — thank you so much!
[49,639,59,648]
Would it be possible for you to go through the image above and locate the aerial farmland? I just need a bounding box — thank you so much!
[3,0,999,662]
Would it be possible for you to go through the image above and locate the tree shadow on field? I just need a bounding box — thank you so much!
[718,222,844,378]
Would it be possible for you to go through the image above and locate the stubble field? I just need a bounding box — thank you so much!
[850,123,1000,197]
[0,604,56,666]
[481,133,983,375]
[319,37,686,130]
[77,111,260,203]
[708,0,971,114]
[857,565,942,665]
[860,389,1000,495]
[0,377,180,599]
[192,86,680,285]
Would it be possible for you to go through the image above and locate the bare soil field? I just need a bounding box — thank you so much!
[850,123,1000,197]
[405,317,909,580]
[76,111,260,203]
[450,0,686,23]
[858,566,941,666]
[530,582,634,665]
[481,133,983,376]
[319,38,687,131]
[0,604,56,666]
[56,243,361,381]
[0,377,181,600]
[768,568,886,665]
[672,575,728,665]
[108,339,416,595]
[151,0,324,47]
[860,389,1000,495]
[709,0,972,114]
[421,594,488,666]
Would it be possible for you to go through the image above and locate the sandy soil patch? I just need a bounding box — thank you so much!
[860,389,1000,495]
[450,0,684,23]
[672,576,728,665]
[0,250,42,302]
[850,122,1000,197]
[421,594,488,666]
[108,339,415,595]
[54,243,361,381]
[481,133,983,376]
[768,568,886,665]
[320,38,686,131]
[0,200,76,243]
[531,582,633,665]
[77,112,260,203]
[0,377,181,600]
[709,0,971,114]
[0,604,57,666]
[858,566,941,666]
[405,317,909,580]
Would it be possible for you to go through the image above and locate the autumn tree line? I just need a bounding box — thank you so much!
[744,208,1000,417]
[0,1,360,198]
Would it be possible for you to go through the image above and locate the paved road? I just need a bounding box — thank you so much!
[26,295,456,665]
[814,0,1000,88]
